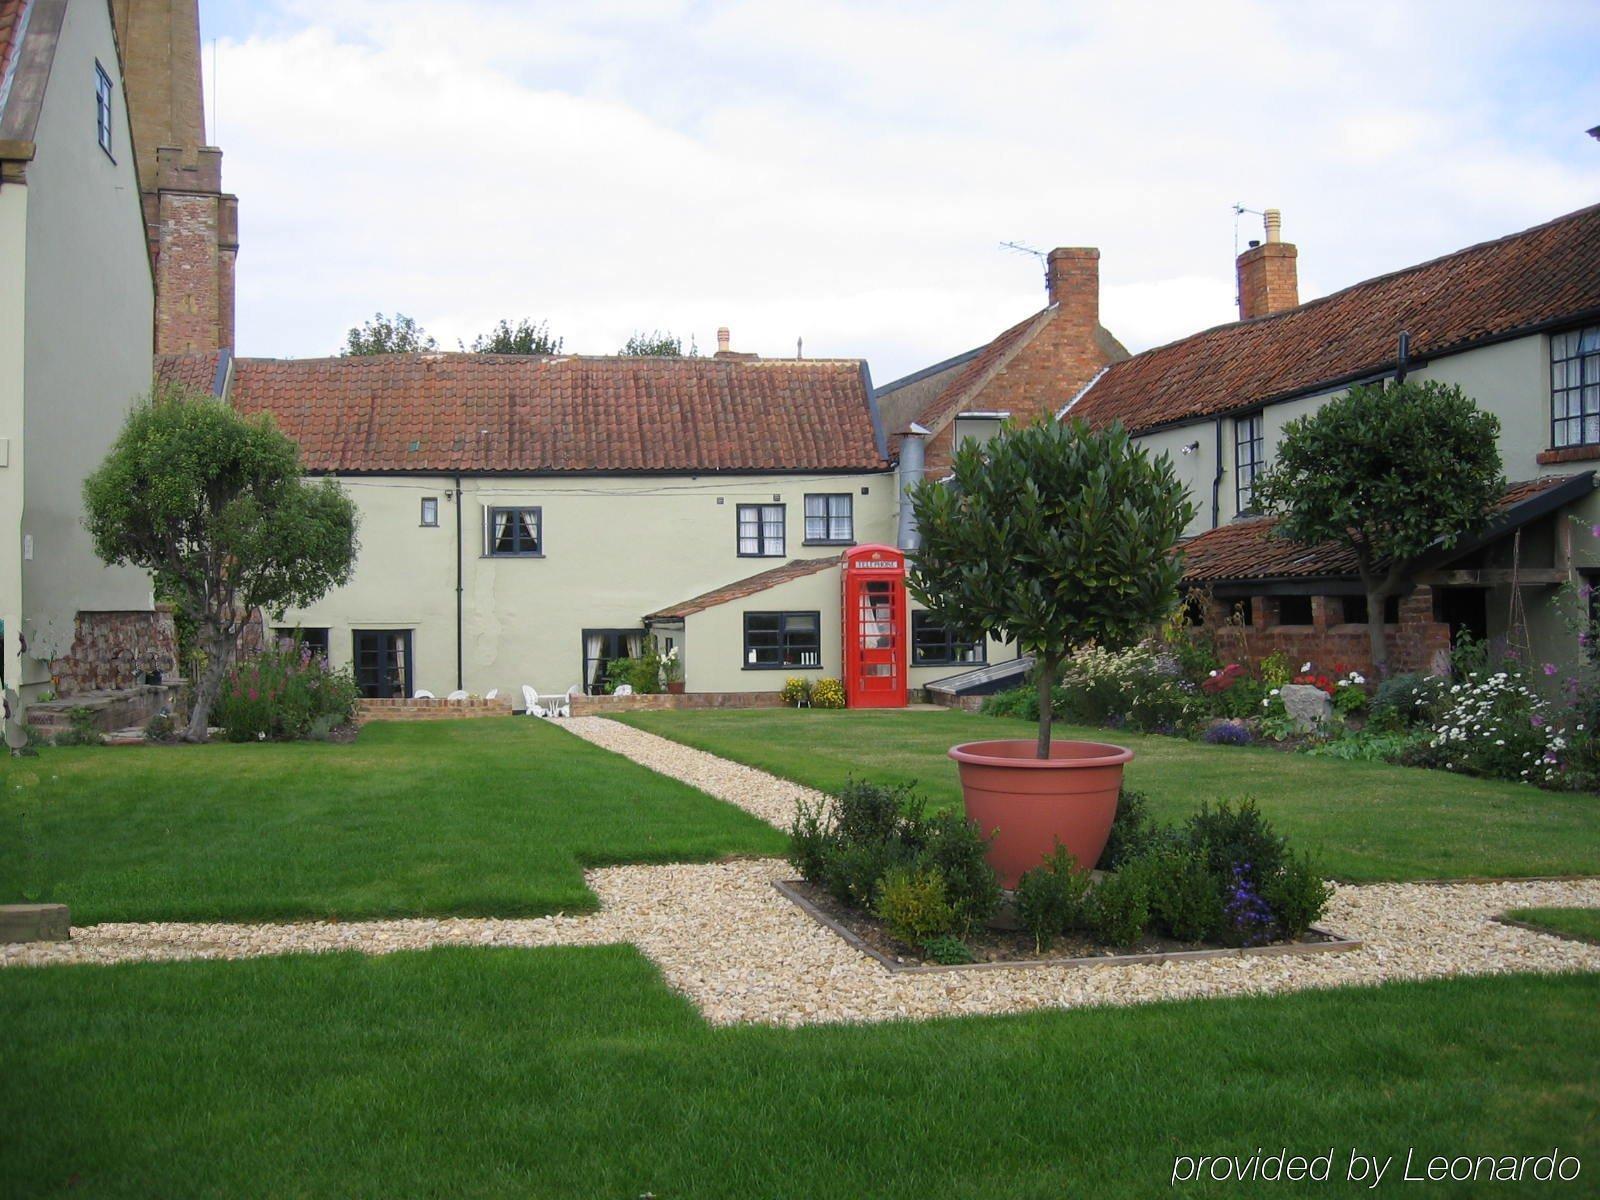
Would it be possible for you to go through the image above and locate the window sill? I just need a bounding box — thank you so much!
[1537,445,1600,464]
[913,660,988,669]
[481,552,545,559]
[742,664,823,671]
[803,539,856,547]
[738,553,788,559]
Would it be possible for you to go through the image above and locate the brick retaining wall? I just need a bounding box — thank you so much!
[570,692,787,716]
[49,610,179,696]
[357,697,516,723]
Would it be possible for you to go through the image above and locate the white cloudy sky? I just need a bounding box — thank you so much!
[200,0,1600,381]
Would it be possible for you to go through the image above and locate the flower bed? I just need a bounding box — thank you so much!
[787,780,1335,968]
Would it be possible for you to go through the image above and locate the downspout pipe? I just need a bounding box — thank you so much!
[1210,417,1224,529]
[454,473,464,691]
[897,423,929,550]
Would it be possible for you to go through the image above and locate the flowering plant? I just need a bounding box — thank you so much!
[1429,667,1562,784]
[214,639,359,742]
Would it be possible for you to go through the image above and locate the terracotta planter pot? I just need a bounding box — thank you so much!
[948,739,1133,888]
[665,681,686,695]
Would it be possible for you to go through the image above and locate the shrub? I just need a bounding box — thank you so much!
[605,652,664,694]
[1304,730,1427,762]
[50,706,102,747]
[1428,666,1560,784]
[1201,720,1252,747]
[1015,845,1093,952]
[1371,673,1446,732]
[1054,643,1202,734]
[1263,851,1334,940]
[921,935,976,965]
[980,685,1038,721]
[877,865,956,945]
[811,678,846,709]
[920,810,1002,934]
[1087,863,1151,946]
[1097,788,1163,871]
[779,677,812,706]
[1144,844,1225,943]
[1184,799,1285,888]
[1331,670,1369,717]
[835,779,922,844]
[213,640,359,742]
[143,711,178,744]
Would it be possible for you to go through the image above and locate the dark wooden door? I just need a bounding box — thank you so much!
[353,630,412,699]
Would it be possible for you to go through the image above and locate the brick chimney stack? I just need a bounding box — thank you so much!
[1046,247,1100,330]
[1236,208,1298,320]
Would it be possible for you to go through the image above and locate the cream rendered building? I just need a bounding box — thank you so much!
[1,0,166,711]
[156,349,1009,702]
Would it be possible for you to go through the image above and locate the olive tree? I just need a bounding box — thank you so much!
[83,386,360,741]
[1252,380,1503,673]
[908,417,1195,757]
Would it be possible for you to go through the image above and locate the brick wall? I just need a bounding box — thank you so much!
[1203,589,1451,677]
[1236,242,1299,320]
[570,691,787,716]
[357,697,516,723]
[49,610,179,696]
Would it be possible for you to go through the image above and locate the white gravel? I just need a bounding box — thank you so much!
[6,716,1598,1028]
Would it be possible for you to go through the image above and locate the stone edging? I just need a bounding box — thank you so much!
[1492,914,1600,948]
[773,879,1362,975]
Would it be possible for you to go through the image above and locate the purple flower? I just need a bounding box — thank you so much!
[1581,584,1594,599]
[1225,863,1275,946]
[1591,524,1600,539]
[1531,714,1546,728]
[1544,662,1559,676]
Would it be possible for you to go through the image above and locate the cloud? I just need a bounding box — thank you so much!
[206,0,1600,377]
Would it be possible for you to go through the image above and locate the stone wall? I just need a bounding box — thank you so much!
[1203,589,1451,677]
[49,609,178,696]
[357,696,515,723]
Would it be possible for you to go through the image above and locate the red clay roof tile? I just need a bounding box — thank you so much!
[646,554,841,620]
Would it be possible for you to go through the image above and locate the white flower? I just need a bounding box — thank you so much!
[1208,669,1218,677]
[1301,662,1313,673]
[1270,688,1280,696]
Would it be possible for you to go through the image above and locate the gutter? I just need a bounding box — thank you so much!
[1210,418,1223,529]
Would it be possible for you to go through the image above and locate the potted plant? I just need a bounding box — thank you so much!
[908,416,1194,886]
[661,646,685,694]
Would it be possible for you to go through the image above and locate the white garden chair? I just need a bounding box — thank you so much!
[613,684,634,697]
[521,684,543,717]
[446,689,468,703]
[485,688,499,701]
[413,689,435,699]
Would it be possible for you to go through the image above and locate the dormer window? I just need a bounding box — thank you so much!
[1552,325,1600,449]
[94,62,113,157]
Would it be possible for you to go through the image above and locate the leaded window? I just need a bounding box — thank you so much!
[487,506,542,556]
[737,503,785,557]
[1235,411,1266,512]
[1552,325,1600,448]
[803,493,853,543]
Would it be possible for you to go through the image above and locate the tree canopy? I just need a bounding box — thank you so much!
[1253,379,1504,671]
[83,387,360,740]
[618,330,696,357]
[909,416,1194,756]
[466,318,563,355]
[341,312,436,355]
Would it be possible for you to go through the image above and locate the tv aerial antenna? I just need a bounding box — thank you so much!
[999,240,1048,286]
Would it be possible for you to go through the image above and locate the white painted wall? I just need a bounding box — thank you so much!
[16,0,156,689]
[0,183,25,698]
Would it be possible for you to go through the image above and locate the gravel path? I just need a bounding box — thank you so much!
[6,716,1598,1028]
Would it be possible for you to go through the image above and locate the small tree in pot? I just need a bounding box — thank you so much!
[907,416,1194,884]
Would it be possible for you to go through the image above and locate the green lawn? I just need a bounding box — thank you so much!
[0,948,1594,1198]
[1506,908,1600,945]
[617,708,1600,882]
[0,718,783,924]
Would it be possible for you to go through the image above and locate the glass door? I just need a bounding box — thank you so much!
[353,630,412,699]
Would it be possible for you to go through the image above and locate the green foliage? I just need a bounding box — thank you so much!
[605,652,665,694]
[1087,863,1151,946]
[1015,844,1093,952]
[82,386,359,739]
[1303,730,1428,762]
[908,416,1196,755]
[1143,844,1225,943]
[1183,799,1286,886]
[1371,673,1446,732]
[779,677,812,705]
[143,712,178,744]
[1256,651,1293,689]
[919,810,1002,933]
[979,685,1038,721]
[467,318,563,355]
[618,330,695,356]
[810,678,846,709]
[1263,851,1335,940]
[919,935,976,965]
[1331,683,1368,717]
[213,641,360,742]
[51,707,102,747]
[876,865,956,945]
[342,312,435,355]
[1054,643,1203,733]
[1097,788,1162,871]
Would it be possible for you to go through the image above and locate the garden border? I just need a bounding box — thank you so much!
[774,879,1363,975]
[1492,913,1600,948]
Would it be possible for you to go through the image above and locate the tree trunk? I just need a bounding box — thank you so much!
[1366,588,1389,678]
[184,623,236,742]
[1034,653,1058,760]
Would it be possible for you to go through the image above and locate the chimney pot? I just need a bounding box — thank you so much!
[1264,208,1283,244]
[716,327,731,353]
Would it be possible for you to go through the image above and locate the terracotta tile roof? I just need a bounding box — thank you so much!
[155,350,225,394]
[0,0,27,115]
[1075,204,1600,435]
[646,555,841,620]
[211,354,884,475]
[1179,477,1579,584]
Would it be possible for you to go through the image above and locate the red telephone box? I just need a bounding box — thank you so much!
[842,544,908,708]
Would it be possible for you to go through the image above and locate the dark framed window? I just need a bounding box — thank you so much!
[910,612,985,666]
[274,626,331,660]
[803,493,853,544]
[353,629,412,699]
[582,628,643,694]
[94,62,114,157]
[737,503,785,557]
[486,506,541,556]
[1235,411,1265,512]
[743,611,821,669]
[1551,325,1600,448]
[420,497,439,527]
